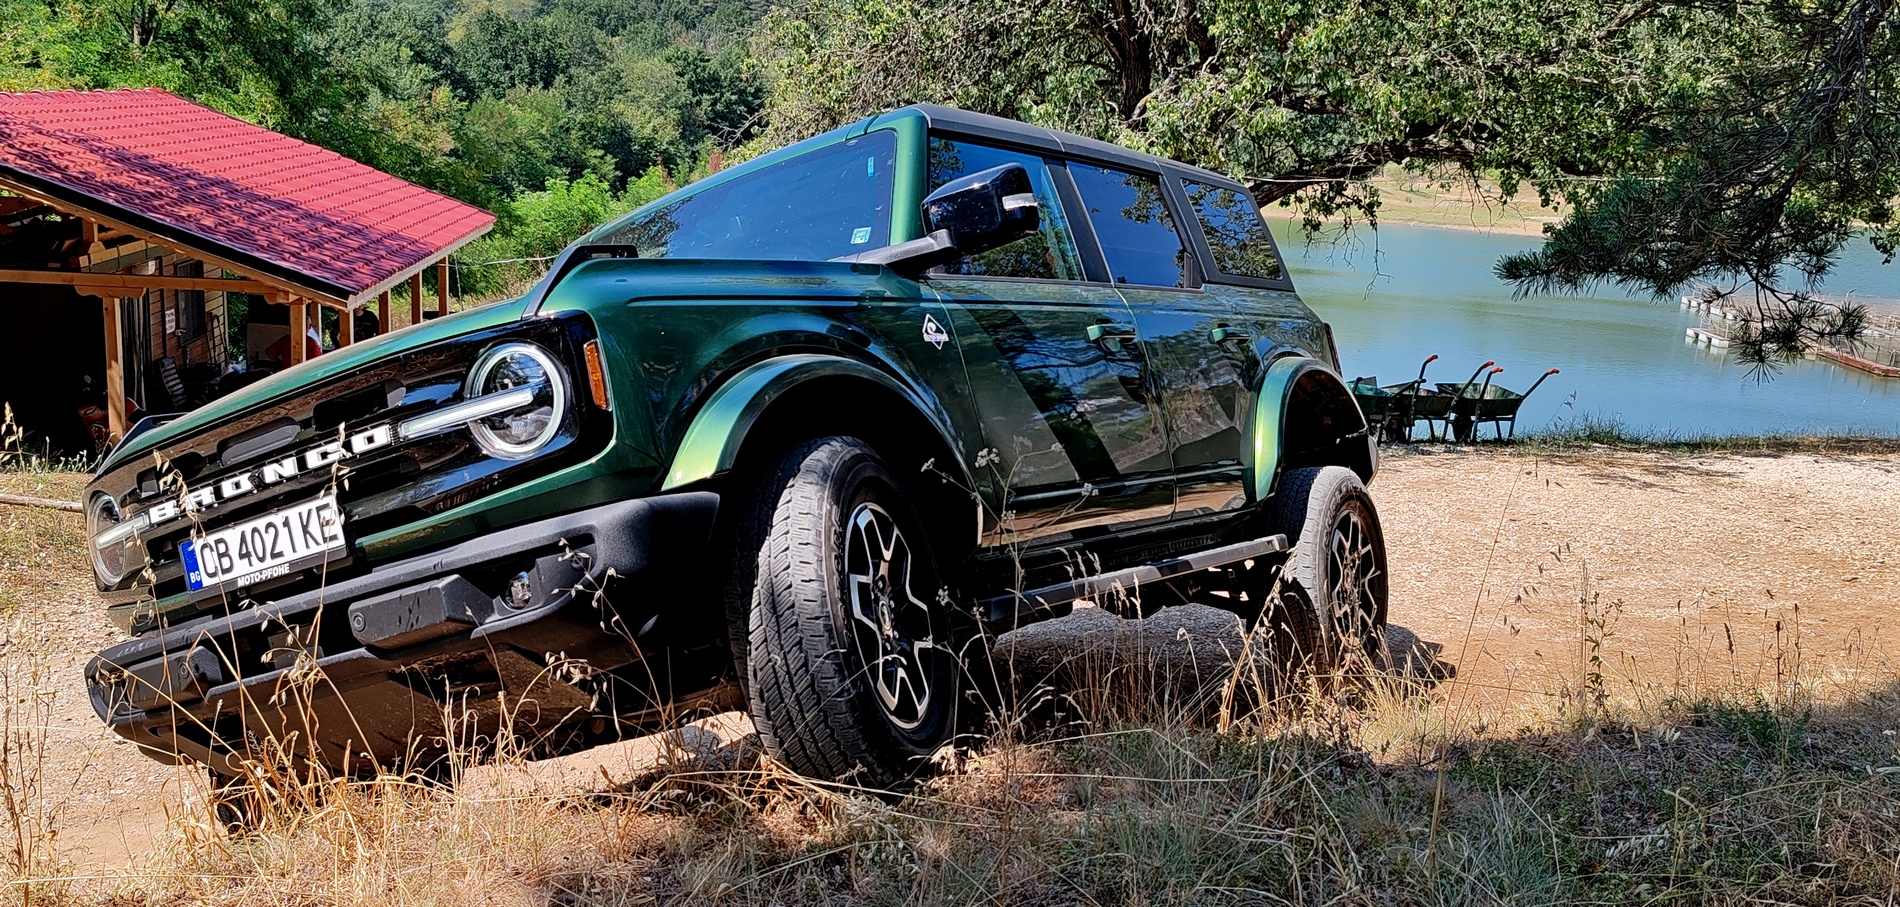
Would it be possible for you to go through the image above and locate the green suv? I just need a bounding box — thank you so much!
[84,105,1386,787]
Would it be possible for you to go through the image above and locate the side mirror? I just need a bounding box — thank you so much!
[834,163,1041,277]
[921,163,1040,255]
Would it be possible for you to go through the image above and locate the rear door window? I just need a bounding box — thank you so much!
[1068,163,1191,288]
[926,137,1083,281]
[1181,180,1283,281]
[600,132,896,261]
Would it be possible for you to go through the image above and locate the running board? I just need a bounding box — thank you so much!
[980,534,1288,626]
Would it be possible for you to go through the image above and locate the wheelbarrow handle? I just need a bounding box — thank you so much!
[1523,367,1561,397]
[1462,360,1497,387]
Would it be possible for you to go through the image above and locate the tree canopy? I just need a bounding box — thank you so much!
[756,0,1896,365]
[1,0,1890,353]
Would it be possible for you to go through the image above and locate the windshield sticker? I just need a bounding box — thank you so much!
[867,157,876,178]
[922,314,949,350]
[851,227,873,244]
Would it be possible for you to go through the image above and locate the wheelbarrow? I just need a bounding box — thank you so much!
[1467,367,1560,440]
[1441,365,1561,441]
[1433,360,1495,442]
[1349,377,1404,442]
[1389,355,1455,442]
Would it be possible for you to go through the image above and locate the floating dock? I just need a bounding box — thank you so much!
[1680,293,1900,378]
[1685,327,1731,348]
[1815,346,1900,378]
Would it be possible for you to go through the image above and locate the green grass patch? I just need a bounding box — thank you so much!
[1375,410,1900,456]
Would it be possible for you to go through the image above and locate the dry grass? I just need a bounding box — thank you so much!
[37,671,1896,907]
[3,456,1898,906]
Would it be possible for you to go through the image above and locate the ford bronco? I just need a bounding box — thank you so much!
[83,105,1386,788]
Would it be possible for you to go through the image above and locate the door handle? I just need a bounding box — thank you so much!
[1209,325,1251,344]
[1086,323,1138,352]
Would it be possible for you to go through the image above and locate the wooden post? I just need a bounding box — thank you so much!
[436,259,450,317]
[377,290,390,332]
[409,273,423,325]
[288,298,307,366]
[337,302,354,347]
[101,297,125,441]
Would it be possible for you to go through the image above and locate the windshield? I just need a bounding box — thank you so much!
[597,131,897,261]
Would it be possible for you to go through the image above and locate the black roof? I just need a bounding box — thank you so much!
[881,104,1246,189]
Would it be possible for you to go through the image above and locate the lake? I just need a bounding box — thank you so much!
[1273,220,1900,438]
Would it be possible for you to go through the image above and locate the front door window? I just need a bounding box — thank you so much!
[925,138,1084,281]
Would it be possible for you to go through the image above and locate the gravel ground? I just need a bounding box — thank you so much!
[4,445,1897,871]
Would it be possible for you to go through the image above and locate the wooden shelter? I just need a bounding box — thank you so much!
[0,88,494,450]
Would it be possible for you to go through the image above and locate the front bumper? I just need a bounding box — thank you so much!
[86,491,727,776]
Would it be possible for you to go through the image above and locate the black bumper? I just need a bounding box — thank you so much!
[86,492,727,776]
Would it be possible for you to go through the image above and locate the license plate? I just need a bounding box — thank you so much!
[181,495,345,593]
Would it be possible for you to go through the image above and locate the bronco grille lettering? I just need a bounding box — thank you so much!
[142,423,397,530]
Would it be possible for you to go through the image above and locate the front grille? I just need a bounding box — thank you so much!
[92,313,607,620]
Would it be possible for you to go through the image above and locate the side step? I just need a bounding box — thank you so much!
[980,534,1289,626]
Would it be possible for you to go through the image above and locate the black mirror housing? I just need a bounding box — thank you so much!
[922,163,1040,256]
[831,163,1041,277]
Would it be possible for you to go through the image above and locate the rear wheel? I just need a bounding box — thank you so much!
[1248,465,1389,682]
[742,437,959,787]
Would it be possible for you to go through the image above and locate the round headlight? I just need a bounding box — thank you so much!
[466,342,566,459]
[86,494,132,585]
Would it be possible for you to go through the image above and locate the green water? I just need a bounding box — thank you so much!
[1273,220,1900,437]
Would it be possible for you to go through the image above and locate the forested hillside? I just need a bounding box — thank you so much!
[0,0,763,292]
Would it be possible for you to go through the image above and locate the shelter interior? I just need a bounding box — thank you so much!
[0,189,453,458]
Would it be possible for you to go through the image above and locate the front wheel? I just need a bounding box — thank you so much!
[1250,465,1390,682]
[742,437,959,787]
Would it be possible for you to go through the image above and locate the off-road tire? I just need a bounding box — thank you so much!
[743,437,958,787]
[1251,465,1390,683]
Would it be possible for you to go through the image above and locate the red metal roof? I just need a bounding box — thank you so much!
[0,88,493,301]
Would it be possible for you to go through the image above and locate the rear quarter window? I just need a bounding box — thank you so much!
[1181,180,1284,281]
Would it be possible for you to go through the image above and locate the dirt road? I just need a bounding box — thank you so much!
[5,445,1898,872]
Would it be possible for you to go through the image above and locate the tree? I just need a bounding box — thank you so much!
[756,0,1896,365]
[1497,0,1896,368]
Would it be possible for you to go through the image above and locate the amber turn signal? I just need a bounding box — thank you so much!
[583,339,610,409]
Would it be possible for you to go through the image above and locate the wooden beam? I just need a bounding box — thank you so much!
[338,301,355,347]
[101,297,125,442]
[0,174,350,308]
[0,492,80,513]
[377,290,390,332]
[289,300,307,366]
[0,268,278,295]
[0,196,42,218]
[409,273,423,326]
[436,259,450,317]
[79,218,97,246]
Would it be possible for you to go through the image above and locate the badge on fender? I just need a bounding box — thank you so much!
[922,314,949,350]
